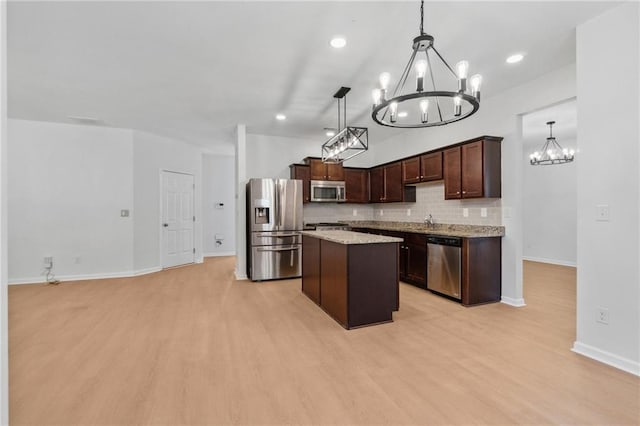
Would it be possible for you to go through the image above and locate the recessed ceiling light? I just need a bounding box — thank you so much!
[275,114,286,121]
[506,53,524,64]
[398,111,408,118]
[330,36,347,49]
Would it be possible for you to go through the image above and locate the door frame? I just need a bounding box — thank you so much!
[159,169,195,269]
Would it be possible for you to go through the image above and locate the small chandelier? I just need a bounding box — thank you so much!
[322,86,368,163]
[371,0,481,128]
[529,121,575,165]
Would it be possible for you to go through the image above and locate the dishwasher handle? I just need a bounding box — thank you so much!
[427,236,462,247]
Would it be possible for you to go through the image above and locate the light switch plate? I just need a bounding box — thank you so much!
[596,204,610,221]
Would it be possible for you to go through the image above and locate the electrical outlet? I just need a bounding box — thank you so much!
[120,209,130,217]
[352,209,357,217]
[596,204,610,221]
[480,208,488,218]
[407,208,411,216]
[379,209,384,217]
[463,208,469,218]
[43,256,53,268]
[597,307,609,325]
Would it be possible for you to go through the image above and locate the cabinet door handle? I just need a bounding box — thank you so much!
[456,191,461,194]
[462,191,466,194]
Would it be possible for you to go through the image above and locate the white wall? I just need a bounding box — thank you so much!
[371,63,578,306]
[574,2,639,375]
[522,100,577,266]
[1,1,9,421]
[132,130,203,272]
[8,119,135,282]
[202,153,235,256]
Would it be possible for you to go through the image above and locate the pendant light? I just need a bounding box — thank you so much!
[322,87,368,163]
[529,121,575,165]
[371,0,481,128]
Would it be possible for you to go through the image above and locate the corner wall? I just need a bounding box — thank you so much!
[1,1,9,421]
[7,119,135,282]
[574,2,639,375]
[202,153,236,256]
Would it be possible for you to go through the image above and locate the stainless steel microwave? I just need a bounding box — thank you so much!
[310,180,346,202]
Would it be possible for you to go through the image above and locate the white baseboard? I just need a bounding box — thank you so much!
[9,266,163,285]
[234,271,248,281]
[572,341,640,376]
[501,296,526,307]
[522,256,576,267]
[203,251,236,257]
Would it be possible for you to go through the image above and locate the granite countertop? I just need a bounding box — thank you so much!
[342,221,505,238]
[302,230,403,245]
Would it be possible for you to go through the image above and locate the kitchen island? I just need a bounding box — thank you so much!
[302,230,402,329]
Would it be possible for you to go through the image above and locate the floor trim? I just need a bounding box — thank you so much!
[203,251,236,257]
[572,341,640,376]
[523,256,576,267]
[9,266,162,285]
[501,296,526,307]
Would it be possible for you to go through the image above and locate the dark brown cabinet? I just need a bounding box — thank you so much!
[344,168,369,203]
[370,162,415,203]
[307,158,344,181]
[289,164,311,203]
[462,237,502,306]
[402,152,443,184]
[443,137,502,199]
[402,233,428,288]
[302,235,399,329]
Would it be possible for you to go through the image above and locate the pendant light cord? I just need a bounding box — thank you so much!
[420,0,425,35]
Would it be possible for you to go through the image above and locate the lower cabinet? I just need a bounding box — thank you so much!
[348,227,501,305]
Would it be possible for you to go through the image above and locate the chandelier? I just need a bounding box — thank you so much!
[322,87,368,163]
[529,121,575,165]
[371,0,481,128]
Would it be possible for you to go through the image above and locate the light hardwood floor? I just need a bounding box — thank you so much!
[9,258,640,425]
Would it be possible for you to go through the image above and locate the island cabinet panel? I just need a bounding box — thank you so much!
[403,233,428,288]
[289,164,311,203]
[319,240,348,327]
[344,168,369,203]
[347,243,398,327]
[302,235,321,304]
[462,237,502,306]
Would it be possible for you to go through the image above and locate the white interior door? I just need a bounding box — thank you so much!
[162,171,195,268]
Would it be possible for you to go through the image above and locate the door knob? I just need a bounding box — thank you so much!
[163,223,169,227]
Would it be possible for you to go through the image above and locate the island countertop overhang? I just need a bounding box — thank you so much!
[301,230,403,245]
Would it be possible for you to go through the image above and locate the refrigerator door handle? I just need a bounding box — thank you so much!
[256,233,300,238]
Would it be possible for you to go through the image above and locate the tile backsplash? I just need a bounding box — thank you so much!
[373,182,503,226]
[303,181,502,226]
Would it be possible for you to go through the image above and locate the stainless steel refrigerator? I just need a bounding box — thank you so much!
[246,178,303,281]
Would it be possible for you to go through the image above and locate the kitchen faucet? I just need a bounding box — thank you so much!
[424,214,434,226]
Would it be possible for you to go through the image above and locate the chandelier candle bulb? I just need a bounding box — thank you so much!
[456,60,469,92]
[390,102,398,123]
[372,89,382,106]
[454,96,462,117]
[470,74,482,100]
[415,60,427,92]
[420,99,429,123]
[379,72,391,101]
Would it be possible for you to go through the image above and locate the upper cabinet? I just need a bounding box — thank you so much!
[443,137,502,199]
[370,162,415,203]
[307,158,344,181]
[289,164,311,203]
[402,152,443,184]
[344,168,369,203]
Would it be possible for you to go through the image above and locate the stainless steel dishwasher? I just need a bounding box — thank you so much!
[427,236,462,300]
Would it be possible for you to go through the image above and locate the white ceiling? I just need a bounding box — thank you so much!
[7,1,618,150]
